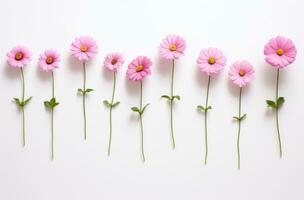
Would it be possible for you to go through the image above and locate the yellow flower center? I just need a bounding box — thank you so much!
[80,46,88,52]
[46,56,54,64]
[276,48,284,56]
[169,44,177,51]
[208,57,216,65]
[136,65,144,72]
[111,59,118,65]
[15,52,24,61]
[239,69,246,77]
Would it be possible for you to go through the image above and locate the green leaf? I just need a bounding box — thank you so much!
[85,88,94,93]
[240,114,247,121]
[197,105,212,112]
[266,100,277,109]
[161,95,171,101]
[172,95,181,101]
[44,101,51,108]
[131,107,140,113]
[112,101,120,108]
[233,116,239,121]
[77,88,83,93]
[233,114,247,121]
[50,97,56,104]
[197,105,204,111]
[13,98,21,105]
[141,103,150,114]
[206,106,212,110]
[276,97,285,108]
[45,97,59,108]
[103,100,111,107]
[24,96,32,104]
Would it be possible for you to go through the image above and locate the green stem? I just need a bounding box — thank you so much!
[20,68,25,147]
[83,62,87,140]
[140,81,145,162]
[170,60,176,149]
[204,76,211,165]
[51,72,55,160]
[237,87,242,170]
[275,69,282,158]
[108,72,116,156]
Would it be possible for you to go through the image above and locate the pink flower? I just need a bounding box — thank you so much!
[197,47,227,76]
[127,56,152,81]
[264,36,297,68]
[39,50,60,72]
[159,35,186,60]
[104,52,124,72]
[229,60,255,87]
[7,46,31,68]
[70,36,98,61]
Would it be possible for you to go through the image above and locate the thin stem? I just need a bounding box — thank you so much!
[275,69,282,158]
[140,81,145,162]
[83,62,87,140]
[51,72,55,160]
[20,68,25,147]
[108,72,116,156]
[204,76,211,165]
[237,87,242,170]
[51,108,54,160]
[170,59,176,149]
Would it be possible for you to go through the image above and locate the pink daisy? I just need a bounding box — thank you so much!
[229,60,255,87]
[127,56,152,81]
[39,49,60,72]
[70,36,98,61]
[264,36,297,68]
[7,46,31,68]
[104,52,124,72]
[159,35,186,60]
[197,47,227,76]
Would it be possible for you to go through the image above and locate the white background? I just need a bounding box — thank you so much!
[0,0,303,199]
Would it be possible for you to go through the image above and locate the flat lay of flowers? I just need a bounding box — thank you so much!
[3,34,299,168]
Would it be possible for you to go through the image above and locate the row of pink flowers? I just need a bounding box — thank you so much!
[6,35,297,86]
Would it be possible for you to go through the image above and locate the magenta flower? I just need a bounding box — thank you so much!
[196,47,226,165]
[71,36,97,140]
[229,60,255,169]
[264,36,297,68]
[264,36,297,158]
[7,46,33,147]
[159,35,186,149]
[40,49,60,160]
[229,60,255,88]
[197,47,226,76]
[127,56,151,81]
[104,52,124,72]
[7,46,31,68]
[71,36,98,61]
[127,56,152,162]
[103,53,124,156]
[159,35,186,60]
[39,50,60,72]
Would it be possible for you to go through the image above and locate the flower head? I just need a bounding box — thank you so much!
[197,47,226,76]
[104,52,124,72]
[229,60,254,87]
[71,36,98,61]
[7,46,31,68]
[264,36,297,68]
[159,35,186,60]
[127,56,152,81]
[39,50,60,72]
